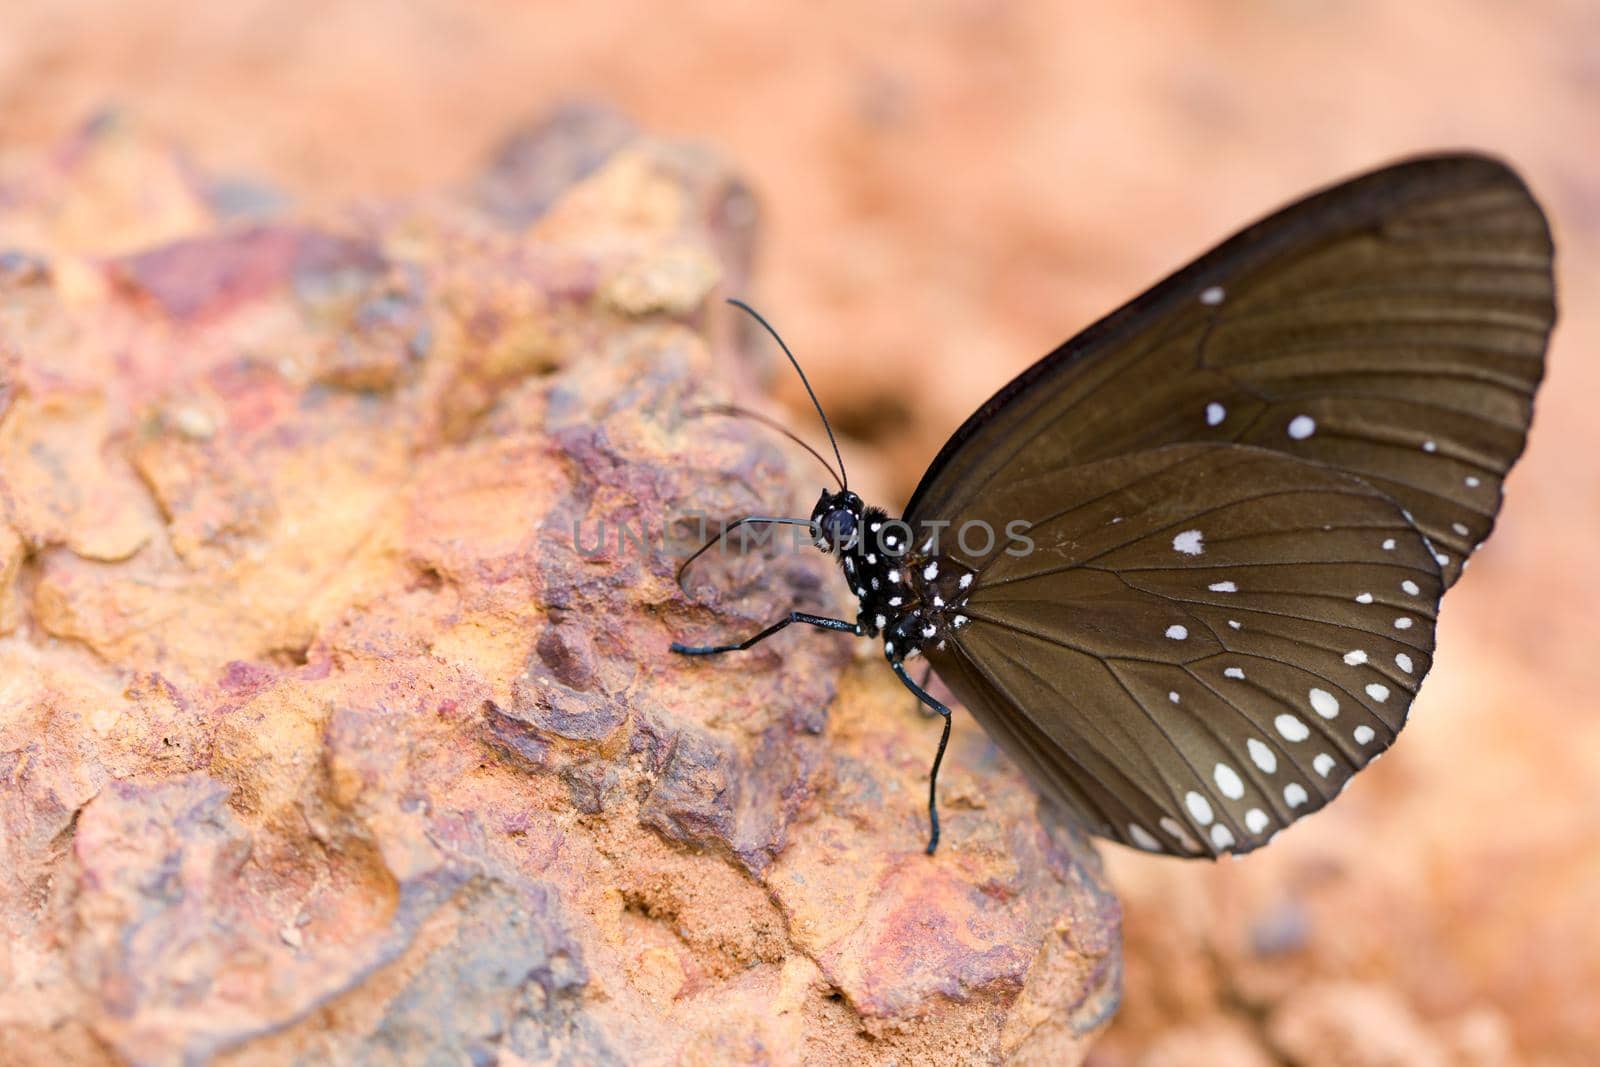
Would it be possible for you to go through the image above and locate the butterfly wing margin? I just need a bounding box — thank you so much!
[905,154,1555,589]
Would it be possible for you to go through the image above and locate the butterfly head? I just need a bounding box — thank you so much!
[810,488,865,554]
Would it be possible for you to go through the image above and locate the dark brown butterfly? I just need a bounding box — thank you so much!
[674,154,1556,858]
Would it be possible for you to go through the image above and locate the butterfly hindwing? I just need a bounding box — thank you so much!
[925,444,1439,856]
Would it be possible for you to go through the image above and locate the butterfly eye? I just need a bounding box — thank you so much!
[822,508,857,544]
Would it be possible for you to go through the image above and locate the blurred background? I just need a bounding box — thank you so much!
[3,2,1595,1063]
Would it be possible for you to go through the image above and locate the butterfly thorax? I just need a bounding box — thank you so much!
[810,490,975,662]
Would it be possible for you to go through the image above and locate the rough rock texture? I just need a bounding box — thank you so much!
[0,115,1118,1065]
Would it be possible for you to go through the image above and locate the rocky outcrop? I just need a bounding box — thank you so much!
[0,112,1118,1065]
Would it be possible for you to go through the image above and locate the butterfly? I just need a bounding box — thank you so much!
[673,154,1555,858]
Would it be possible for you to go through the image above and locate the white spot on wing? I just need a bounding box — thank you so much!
[1168,690,1181,704]
[959,573,973,589]
[1165,624,1189,640]
[1284,782,1309,807]
[1465,475,1481,488]
[1288,414,1316,439]
[1211,824,1235,849]
[1452,522,1470,536]
[1275,714,1310,742]
[1244,808,1270,834]
[1129,823,1161,850]
[1199,285,1225,306]
[1313,753,1336,777]
[1395,652,1414,674]
[1206,401,1226,425]
[1382,538,1397,551]
[1209,580,1237,593]
[923,561,939,581]
[1343,650,1368,666]
[1355,592,1373,604]
[1224,666,1245,680]
[1214,763,1245,799]
[1394,617,1414,630]
[1186,791,1214,825]
[1160,816,1198,850]
[1365,683,1390,702]
[1309,688,1340,719]
[1423,439,1437,453]
[1172,529,1205,555]
[1354,725,1376,745]
[1247,738,1277,773]
[1401,579,1419,596]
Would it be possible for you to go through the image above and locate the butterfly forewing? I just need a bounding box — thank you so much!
[906,155,1554,589]
[911,155,1552,857]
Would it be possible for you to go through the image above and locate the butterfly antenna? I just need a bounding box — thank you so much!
[676,515,817,589]
[685,403,844,489]
[726,298,849,491]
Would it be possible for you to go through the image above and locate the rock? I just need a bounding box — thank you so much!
[473,102,642,230]
[1267,981,1453,1067]
[0,115,1118,1064]
[1133,1019,1280,1067]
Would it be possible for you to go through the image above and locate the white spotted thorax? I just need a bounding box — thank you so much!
[808,489,975,664]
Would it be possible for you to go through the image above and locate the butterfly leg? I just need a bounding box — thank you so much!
[912,663,935,716]
[671,612,861,655]
[891,659,953,855]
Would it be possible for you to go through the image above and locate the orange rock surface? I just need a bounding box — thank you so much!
[0,118,1116,1065]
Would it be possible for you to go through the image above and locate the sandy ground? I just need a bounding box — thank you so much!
[3,2,1597,1063]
